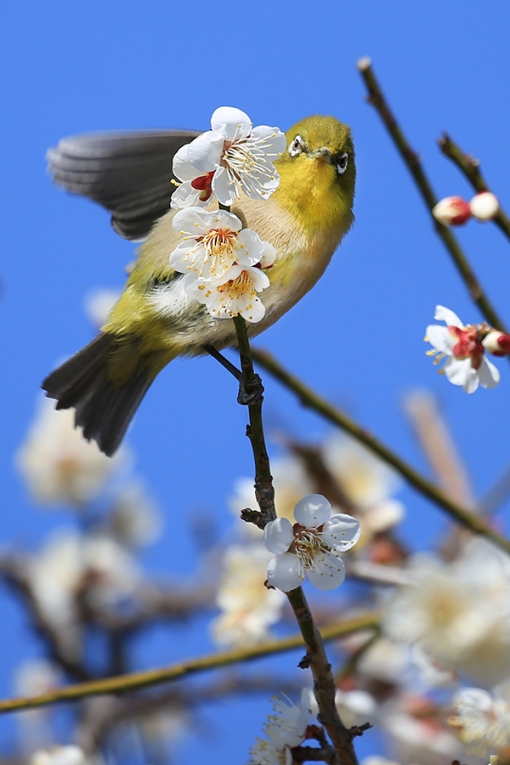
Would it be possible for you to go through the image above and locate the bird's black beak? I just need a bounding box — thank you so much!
[309,147,334,164]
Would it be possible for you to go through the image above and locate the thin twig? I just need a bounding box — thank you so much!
[287,588,359,765]
[251,347,510,556]
[357,57,507,333]
[233,315,276,526]
[438,132,510,243]
[0,612,379,714]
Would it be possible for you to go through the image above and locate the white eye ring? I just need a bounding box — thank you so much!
[337,152,349,175]
[289,135,305,157]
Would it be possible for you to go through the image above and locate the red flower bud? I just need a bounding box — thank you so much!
[432,196,471,226]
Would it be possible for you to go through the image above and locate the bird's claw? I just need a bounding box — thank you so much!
[237,375,264,405]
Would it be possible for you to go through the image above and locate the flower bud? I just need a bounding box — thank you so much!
[432,196,471,226]
[482,330,510,356]
[469,191,499,221]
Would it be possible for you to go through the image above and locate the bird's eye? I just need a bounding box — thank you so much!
[289,135,305,157]
[336,152,349,175]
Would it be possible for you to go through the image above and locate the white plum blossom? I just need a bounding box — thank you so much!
[171,106,286,208]
[170,208,268,282]
[449,688,510,756]
[250,688,315,765]
[470,191,500,221]
[381,701,464,765]
[16,399,127,508]
[210,545,285,648]
[187,260,272,323]
[425,305,500,393]
[83,287,121,328]
[264,494,360,592]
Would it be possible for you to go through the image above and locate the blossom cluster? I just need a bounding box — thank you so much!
[168,107,286,323]
[425,304,510,392]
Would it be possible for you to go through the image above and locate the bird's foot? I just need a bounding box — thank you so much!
[237,374,264,406]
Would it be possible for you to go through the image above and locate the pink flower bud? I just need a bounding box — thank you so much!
[469,191,499,221]
[432,196,471,226]
[483,330,510,356]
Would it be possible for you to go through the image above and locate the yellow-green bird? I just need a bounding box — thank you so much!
[43,115,356,456]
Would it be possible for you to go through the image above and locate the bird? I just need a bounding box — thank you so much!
[42,114,356,457]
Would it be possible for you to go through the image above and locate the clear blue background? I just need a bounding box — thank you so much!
[1,1,510,761]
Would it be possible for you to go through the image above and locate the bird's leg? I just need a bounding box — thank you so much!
[204,345,264,405]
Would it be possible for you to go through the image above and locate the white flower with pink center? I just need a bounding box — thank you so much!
[171,107,286,208]
[263,494,360,592]
[170,208,266,282]
[432,196,471,226]
[425,305,500,393]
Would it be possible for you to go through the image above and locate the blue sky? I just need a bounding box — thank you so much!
[1,1,510,762]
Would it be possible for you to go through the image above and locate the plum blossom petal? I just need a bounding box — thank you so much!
[187,264,270,323]
[434,305,463,327]
[294,494,331,527]
[306,551,346,590]
[186,131,225,172]
[322,513,362,549]
[478,357,500,389]
[444,357,479,392]
[267,552,305,592]
[425,325,456,354]
[210,106,252,140]
[264,518,294,554]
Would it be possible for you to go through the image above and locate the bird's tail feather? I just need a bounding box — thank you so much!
[42,333,152,457]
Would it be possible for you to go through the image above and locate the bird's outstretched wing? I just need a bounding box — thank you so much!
[47,130,200,241]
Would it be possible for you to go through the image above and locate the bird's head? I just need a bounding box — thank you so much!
[275,115,355,233]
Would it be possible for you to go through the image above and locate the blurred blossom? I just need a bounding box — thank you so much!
[83,288,121,328]
[30,746,86,765]
[229,456,314,534]
[29,530,140,639]
[313,688,377,729]
[250,688,315,765]
[356,636,409,686]
[381,698,464,765]
[321,435,405,536]
[15,659,62,749]
[210,544,285,648]
[109,481,163,547]
[16,399,127,508]
[449,687,510,757]
[383,541,510,685]
[362,759,401,765]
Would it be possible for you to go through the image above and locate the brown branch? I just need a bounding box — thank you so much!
[357,57,507,333]
[287,588,359,765]
[439,132,510,243]
[251,347,510,557]
[0,612,379,714]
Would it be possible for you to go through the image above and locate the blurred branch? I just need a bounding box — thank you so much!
[251,347,510,556]
[357,57,507,333]
[403,390,474,508]
[438,132,510,242]
[0,554,91,683]
[0,611,379,714]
